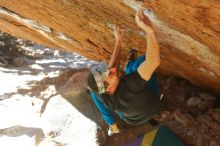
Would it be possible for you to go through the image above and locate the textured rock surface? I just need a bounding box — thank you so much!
[0,0,220,93]
[1,31,220,145]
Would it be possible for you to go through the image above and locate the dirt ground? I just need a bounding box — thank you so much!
[0,32,220,146]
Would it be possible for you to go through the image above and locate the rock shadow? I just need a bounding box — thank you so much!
[0,125,44,138]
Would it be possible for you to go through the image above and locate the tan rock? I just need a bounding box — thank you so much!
[210,140,218,146]
[0,57,8,67]
[12,56,33,66]
[197,114,220,132]
[58,68,90,97]
[174,109,197,127]
[209,109,220,123]
[199,93,216,101]
[0,41,5,46]
[186,97,202,108]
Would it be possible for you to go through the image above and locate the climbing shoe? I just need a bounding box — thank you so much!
[107,123,120,136]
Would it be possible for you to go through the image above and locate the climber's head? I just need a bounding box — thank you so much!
[87,62,122,95]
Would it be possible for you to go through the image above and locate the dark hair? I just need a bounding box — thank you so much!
[86,72,99,93]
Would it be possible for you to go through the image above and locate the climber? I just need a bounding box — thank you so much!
[86,9,162,136]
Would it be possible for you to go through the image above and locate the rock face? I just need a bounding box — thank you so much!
[0,0,220,93]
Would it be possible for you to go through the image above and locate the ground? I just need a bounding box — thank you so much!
[0,32,220,146]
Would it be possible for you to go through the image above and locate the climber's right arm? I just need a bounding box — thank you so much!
[135,10,160,81]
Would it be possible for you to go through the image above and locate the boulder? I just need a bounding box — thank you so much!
[12,56,33,67]
[0,0,220,93]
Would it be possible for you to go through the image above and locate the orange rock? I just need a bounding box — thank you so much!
[0,0,220,93]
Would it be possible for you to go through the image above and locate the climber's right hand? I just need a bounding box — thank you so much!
[135,9,153,33]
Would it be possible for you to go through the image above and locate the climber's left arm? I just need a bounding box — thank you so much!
[108,26,124,70]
